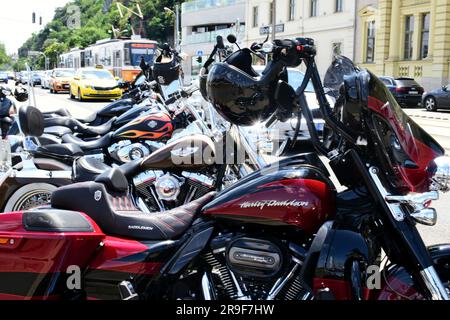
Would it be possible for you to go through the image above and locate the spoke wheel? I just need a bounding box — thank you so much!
[425,97,437,111]
[3,183,57,213]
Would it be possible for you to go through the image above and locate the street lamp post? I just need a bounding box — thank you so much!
[164,5,181,49]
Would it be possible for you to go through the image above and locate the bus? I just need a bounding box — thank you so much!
[59,37,158,82]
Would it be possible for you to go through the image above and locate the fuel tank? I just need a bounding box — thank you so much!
[202,154,336,235]
[113,112,174,142]
[113,103,153,128]
[97,98,134,118]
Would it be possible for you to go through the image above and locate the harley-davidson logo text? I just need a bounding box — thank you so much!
[240,200,309,210]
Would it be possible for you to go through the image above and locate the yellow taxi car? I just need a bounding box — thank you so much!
[69,67,122,101]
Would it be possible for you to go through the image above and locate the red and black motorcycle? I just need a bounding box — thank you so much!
[0,37,449,300]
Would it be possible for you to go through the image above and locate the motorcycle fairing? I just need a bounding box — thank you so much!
[311,226,377,300]
[0,210,104,299]
[365,74,444,192]
[83,236,179,300]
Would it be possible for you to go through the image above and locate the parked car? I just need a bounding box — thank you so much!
[32,71,43,86]
[0,72,8,84]
[49,68,75,93]
[19,71,30,85]
[41,70,53,89]
[379,76,424,107]
[69,66,122,101]
[422,84,450,112]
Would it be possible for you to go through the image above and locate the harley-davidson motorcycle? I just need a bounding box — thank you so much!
[1,36,449,301]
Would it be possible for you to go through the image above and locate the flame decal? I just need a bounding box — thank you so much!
[117,122,174,140]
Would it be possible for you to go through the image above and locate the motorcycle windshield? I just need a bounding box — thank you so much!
[367,72,444,192]
[324,56,445,192]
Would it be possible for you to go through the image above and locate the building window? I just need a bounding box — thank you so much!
[288,0,295,21]
[404,15,414,60]
[252,6,258,28]
[421,13,430,59]
[335,0,343,13]
[333,42,342,56]
[269,2,274,24]
[366,20,375,63]
[310,0,318,17]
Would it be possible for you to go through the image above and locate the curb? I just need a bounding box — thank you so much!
[409,114,450,121]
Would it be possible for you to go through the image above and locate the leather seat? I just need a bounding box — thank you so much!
[61,132,113,151]
[42,108,72,118]
[44,117,116,136]
[51,168,216,240]
[74,156,111,182]
[78,117,115,136]
[36,143,84,158]
[44,126,73,137]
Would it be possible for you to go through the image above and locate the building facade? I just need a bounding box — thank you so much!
[355,0,450,90]
[244,0,357,77]
[180,0,246,82]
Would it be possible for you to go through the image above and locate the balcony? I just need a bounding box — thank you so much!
[182,0,245,13]
[184,26,245,45]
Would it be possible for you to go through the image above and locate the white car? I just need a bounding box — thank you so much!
[41,70,53,89]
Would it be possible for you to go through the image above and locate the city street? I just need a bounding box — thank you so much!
[10,82,450,246]
[22,83,108,119]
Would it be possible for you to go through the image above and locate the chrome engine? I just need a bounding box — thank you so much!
[133,170,215,211]
[109,140,164,163]
[202,235,311,300]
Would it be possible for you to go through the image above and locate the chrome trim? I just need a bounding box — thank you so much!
[369,167,404,221]
[136,197,151,214]
[0,168,12,187]
[133,170,164,187]
[228,270,251,300]
[410,208,437,226]
[420,266,449,300]
[385,191,439,206]
[430,156,450,192]
[267,262,300,300]
[201,273,215,300]
[182,172,215,188]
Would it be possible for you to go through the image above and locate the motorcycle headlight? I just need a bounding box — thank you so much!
[430,156,450,192]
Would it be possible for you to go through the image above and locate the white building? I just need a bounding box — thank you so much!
[180,0,246,83]
[244,0,356,77]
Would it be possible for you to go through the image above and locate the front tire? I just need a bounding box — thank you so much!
[425,96,437,112]
[78,89,84,102]
[3,183,57,212]
[70,87,75,99]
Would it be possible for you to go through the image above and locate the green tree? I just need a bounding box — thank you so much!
[18,0,184,61]
[44,42,68,69]
[0,43,11,68]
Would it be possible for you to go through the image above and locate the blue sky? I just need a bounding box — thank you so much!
[1,0,71,54]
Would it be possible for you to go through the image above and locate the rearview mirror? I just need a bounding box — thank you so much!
[74,77,80,80]
[442,86,448,92]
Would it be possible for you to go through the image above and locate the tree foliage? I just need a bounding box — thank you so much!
[18,0,183,69]
[0,43,11,69]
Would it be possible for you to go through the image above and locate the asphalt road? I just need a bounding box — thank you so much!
[15,82,109,119]
[8,82,450,246]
